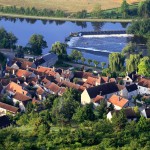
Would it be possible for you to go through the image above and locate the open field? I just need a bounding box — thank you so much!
[0,0,142,13]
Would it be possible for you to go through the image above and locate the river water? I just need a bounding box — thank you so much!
[0,17,131,63]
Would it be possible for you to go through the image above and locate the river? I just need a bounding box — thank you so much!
[0,17,131,63]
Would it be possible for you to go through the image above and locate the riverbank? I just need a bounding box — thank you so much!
[0,13,133,22]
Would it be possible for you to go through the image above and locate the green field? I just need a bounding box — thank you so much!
[0,0,142,13]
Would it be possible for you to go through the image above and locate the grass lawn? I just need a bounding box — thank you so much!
[0,0,142,13]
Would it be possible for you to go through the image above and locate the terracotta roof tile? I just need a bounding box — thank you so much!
[138,78,150,88]
[0,102,18,114]
[46,82,60,93]
[93,95,104,103]
[6,82,28,95]
[13,92,31,101]
[108,94,128,108]
[16,69,32,77]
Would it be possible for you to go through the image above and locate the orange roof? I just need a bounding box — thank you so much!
[0,102,18,114]
[47,82,60,93]
[21,61,33,69]
[37,66,52,73]
[16,69,32,77]
[58,87,66,96]
[37,86,44,95]
[13,92,31,101]
[86,77,97,85]
[93,95,104,103]
[6,82,27,95]
[138,78,150,88]
[108,94,128,108]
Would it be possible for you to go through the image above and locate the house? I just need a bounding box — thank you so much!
[0,115,11,129]
[6,82,28,96]
[107,108,137,121]
[119,84,138,99]
[92,95,104,107]
[34,53,58,67]
[45,82,60,94]
[16,69,36,78]
[108,94,129,110]
[81,82,121,105]
[0,102,19,116]
[138,78,150,95]
[12,92,32,112]
[123,71,139,86]
[74,71,93,82]
[141,108,150,118]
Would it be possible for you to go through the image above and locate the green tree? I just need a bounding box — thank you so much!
[93,60,99,68]
[73,103,95,123]
[87,59,92,66]
[120,0,129,18]
[81,57,86,64]
[122,42,136,55]
[109,53,125,72]
[146,37,150,56]
[111,109,127,130]
[138,56,150,77]
[70,50,83,62]
[50,41,67,58]
[0,27,17,49]
[101,62,106,69]
[0,52,6,67]
[28,34,47,55]
[126,54,141,72]
[138,0,150,18]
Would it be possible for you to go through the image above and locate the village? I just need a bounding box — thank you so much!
[0,50,150,128]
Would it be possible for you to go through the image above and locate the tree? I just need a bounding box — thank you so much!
[0,27,17,49]
[28,34,47,55]
[122,42,136,55]
[87,59,92,66]
[146,37,150,56]
[81,57,86,64]
[0,52,6,67]
[101,62,106,69]
[70,50,83,62]
[50,41,67,58]
[111,109,127,130]
[109,53,125,72]
[73,103,95,123]
[138,0,150,18]
[93,60,99,68]
[126,54,141,72]
[120,0,129,18]
[138,56,150,77]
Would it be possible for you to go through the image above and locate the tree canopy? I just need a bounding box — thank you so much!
[109,53,125,72]
[120,0,129,18]
[0,27,17,49]
[28,34,47,55]
[50,41,67,59]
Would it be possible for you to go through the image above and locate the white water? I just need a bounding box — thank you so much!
[74,47,112,53]
[82,34,134,38]
[67,37,79,47]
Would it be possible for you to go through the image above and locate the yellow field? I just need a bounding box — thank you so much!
[0,0,142,12]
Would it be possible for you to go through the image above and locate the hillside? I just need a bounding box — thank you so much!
[0,0,142,13]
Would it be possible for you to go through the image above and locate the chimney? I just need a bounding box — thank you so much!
[118,96,121,101]
[12,69,15,75]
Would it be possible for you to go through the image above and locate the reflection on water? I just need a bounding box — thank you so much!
[0,17,131,62]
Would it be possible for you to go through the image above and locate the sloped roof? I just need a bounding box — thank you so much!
[74,71,93,79]
[46,82,60,93]
[16,69,32,77]
[6,82,27,95]
[86,82,120,99]
[93,95,104,103]
[108,94,128,108]
[0,102,18,114]
[42,53,57,62]
[13,92,31,101]
[138,78,150,88]
[126,84,138,92]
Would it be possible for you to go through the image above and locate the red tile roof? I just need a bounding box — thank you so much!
[13,92,31,101]
[46,82,60,93]
[138,78,150,88]
[108,94,128,108]
[6,82,28,95]
[16,69,32,77]
[0,102,18,114]
[93,95,104,103]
